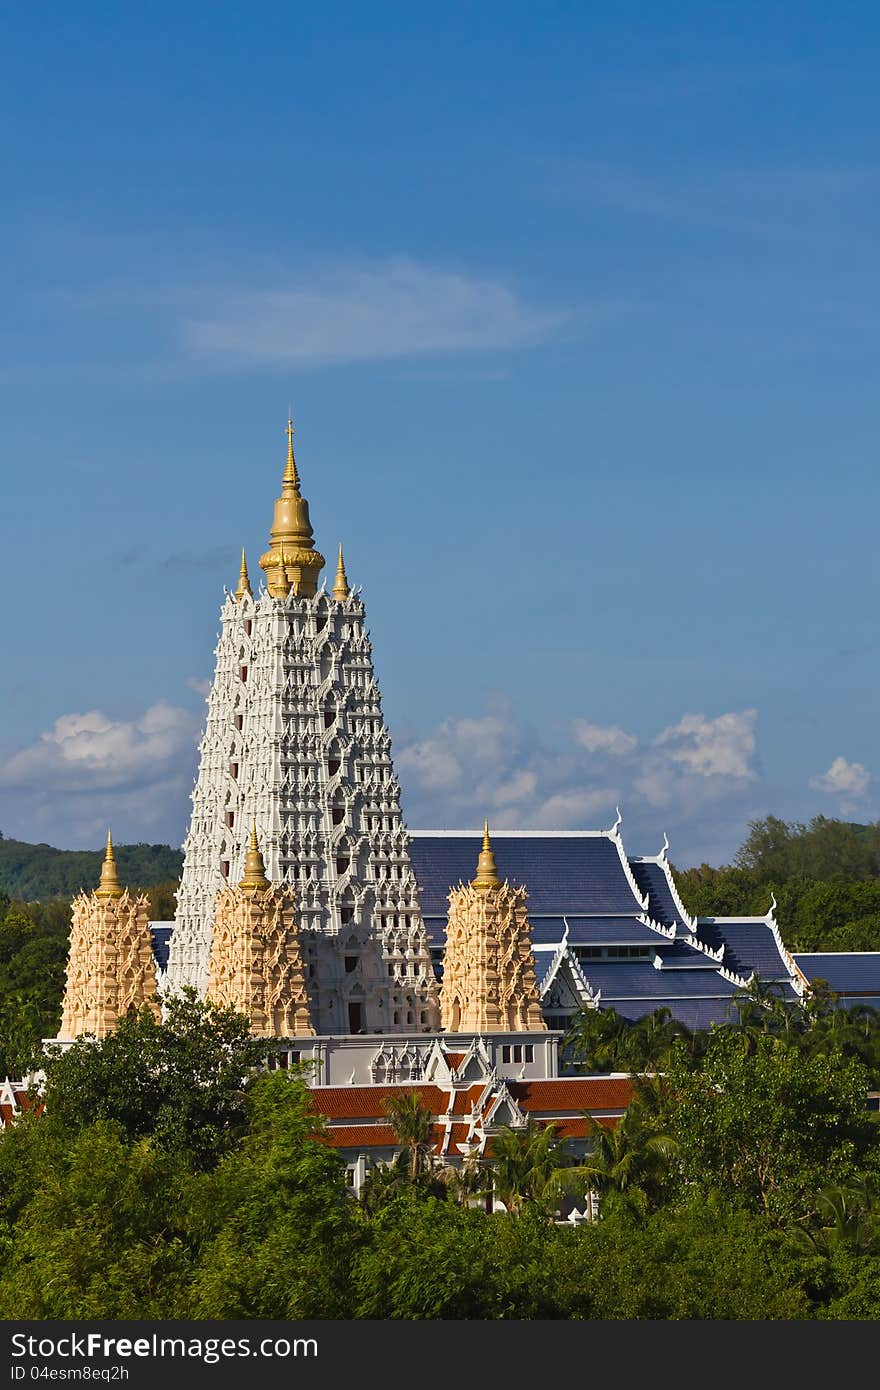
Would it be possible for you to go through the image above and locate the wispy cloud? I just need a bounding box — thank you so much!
[45,256,582,374]
[178,259,572,366]
[546,163,878,239]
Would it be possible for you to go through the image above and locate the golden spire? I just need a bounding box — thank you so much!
[332,543,349,601]
[239,820,271,895]
[95,829,124,899]
[235,547,252,600]
[472,819,502,892]
[283,417,300,491]
[259,417,325,598]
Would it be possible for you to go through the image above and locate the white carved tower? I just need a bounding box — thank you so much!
[166,422,440,1035]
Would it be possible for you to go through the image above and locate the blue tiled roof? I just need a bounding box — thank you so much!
[698,920,792,982]
[150,923,173,970]
[794,953,880,1000]
[629,860,690,928]
[610,997,735,1030]
[423,915,668,949]
[409,834,645,917]
[577,961,740,1001]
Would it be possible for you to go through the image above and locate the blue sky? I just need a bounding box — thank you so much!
[1,2,879,865]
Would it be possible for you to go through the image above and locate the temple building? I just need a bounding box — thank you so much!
[37,417,879,1168]
[167,421,439,1038]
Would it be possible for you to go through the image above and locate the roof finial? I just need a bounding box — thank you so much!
[333,542,349,601]
[235,546,253,600]
[472,818,502,892]
[284,417,301,493]
[259,418,325,597]
[239,819,270,894]
[95,829,123,899]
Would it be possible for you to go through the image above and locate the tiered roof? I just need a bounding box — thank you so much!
[410,826,806,1029]
[794,952,880,1007]
[309,1038,633,1160]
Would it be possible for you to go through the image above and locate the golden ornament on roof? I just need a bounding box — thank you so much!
[472,819,502,892]
[259,418,325,598]
[95,829,124,899]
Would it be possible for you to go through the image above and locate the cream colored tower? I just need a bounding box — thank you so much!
[58,832,160,1039]
[206,824,315,1038]
[440,823,546,1034]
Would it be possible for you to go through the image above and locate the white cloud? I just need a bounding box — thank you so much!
[180,259,570,366]
[0,701,200,847]
[652,710,758,779]
[0,702,197,791]
[186,676,211,697]
[809,756,871,799]
[573,719,638,756]
[396,698,760,858]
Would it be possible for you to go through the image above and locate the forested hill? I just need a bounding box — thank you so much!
[0,834,183,901]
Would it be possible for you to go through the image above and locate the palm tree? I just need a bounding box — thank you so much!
[383,1089,436,1181]
[621,1008,691,1071]
[358,1150,412,1215]
[488,1118,573,1217]
[575,1108,680,1209]
[565,1007,629,1073]
[788,1184,880,1258]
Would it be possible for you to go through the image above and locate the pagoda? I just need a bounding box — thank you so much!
[166,421,440,1035]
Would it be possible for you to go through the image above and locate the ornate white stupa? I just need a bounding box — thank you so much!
[166,421,440,1035]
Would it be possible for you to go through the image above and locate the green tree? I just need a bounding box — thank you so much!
[42,990,268,1170]
[488,1118,574,1218]
[187,1071,358,1318]
[578,1107,679,1211]
[663,1032,876,1223]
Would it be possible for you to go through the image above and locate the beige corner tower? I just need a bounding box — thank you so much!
[440,823,546,1034]
[58,832,160,1039]
[206,824,315,1037]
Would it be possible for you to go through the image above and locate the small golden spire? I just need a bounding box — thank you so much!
[283,418,301,493]
[239,820,271,894]
[235,547,252,600]
[332,543,349,601]
[95,829,123,899]
[472,819,502,892]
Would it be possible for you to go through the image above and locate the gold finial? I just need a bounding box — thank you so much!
[472,818,502,892]
[283,418,301,493]
[95,829,123,899]
[259,418,325,597]
[332,542,349,601]
[235,547,252,600]
[239,820,271,894]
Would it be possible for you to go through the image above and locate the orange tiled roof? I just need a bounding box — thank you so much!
[510,1077,632,1113]
[325,1122,447,1152]
[324,1124,400,1148]
[310,1084,450,1120]
[450,1084,484,1115]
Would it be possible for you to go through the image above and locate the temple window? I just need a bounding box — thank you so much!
[240,665,248,682]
